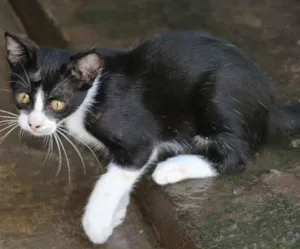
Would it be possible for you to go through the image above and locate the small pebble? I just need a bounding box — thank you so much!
[233,187,245,195]
[269,169,282,175]
[291,138,300,148]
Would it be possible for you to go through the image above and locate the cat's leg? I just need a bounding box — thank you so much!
[112,192,130,227]
[82,163,144,244]
[82,143,156,244]
[152,154,218,186]
[152,133,249,186]
[194,133,249,174]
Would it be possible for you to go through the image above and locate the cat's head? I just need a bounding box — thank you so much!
[4,32,102,137]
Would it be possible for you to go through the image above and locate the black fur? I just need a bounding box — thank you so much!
[5,30,300,174]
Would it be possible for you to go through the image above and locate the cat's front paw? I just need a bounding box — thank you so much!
[82,209,114,244]
[112,194,130,228]
[112,206,127,228]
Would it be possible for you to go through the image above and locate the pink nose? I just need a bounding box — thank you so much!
[28,111,45,130]
[28,122,42,129]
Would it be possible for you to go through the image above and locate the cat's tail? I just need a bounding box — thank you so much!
[269,102,300,136]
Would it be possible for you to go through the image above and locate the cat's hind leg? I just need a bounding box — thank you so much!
[152,154,218,186]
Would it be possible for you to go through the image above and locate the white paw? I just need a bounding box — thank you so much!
[112,206,127,227]
[82,208,114,244]
[152,155,218,185]
[112,194,130,227]
[152,165,186,185]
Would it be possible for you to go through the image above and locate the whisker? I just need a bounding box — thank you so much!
[53,134,62,178]
[42,136,49,148]
[9,80,29,89]
[0,110,18,117]
[50,78,69,94]
[11,72,29,87]
[0,121,17,128]
[0,88,12,93]
[0,114,17,118]
[0,117,18,122]
[49,136,54,162]
[20,64,31,86]
[79,106,97,119]
[21,130,25,140]
[58,127,102,170]
[55,133,71,184]
[0,120,17,124]
[0,122,18,133]
[57,130,86,174]
[0,125,19,145]
[41,135,52,167]
[18,129,24,142]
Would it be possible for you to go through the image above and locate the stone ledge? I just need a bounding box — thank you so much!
[135,168,300,249]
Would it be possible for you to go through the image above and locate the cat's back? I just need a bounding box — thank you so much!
[127,30,263,83]
[135,31,226,53]
[131,31,247,66]
[120,31,273,120]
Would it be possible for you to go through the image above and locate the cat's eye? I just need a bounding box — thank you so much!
[50,100,66,111]
[17,92,31,104]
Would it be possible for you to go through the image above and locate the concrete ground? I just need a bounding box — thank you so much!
[2,0,300,248]
[0,1,161,248]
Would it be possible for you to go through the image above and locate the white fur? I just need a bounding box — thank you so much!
[82,164,144,244]
[82,149,158,244]
[18,87,57,136]
[33,87,44,111]
[112,193,130,227]
[152,154,218,186]
[64,74,107,151]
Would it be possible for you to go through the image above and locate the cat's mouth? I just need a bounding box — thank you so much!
[25,127,57,137]
[18,111,58,137]
[21,126,57,137]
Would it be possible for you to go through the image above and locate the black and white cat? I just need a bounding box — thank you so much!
[3,31,300,244]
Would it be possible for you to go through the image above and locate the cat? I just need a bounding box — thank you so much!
[3,30,300,244]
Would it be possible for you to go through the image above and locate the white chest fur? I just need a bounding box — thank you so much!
[64,108,103,149]
[63,75,106,151]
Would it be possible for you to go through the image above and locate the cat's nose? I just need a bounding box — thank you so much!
[28,111,45,130]
[28,122,42,129]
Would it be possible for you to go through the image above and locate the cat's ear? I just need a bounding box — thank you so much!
[66,50,102,86]
[4,32,38,67]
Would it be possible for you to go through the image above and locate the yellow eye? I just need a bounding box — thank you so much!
[50,100,65,111]
[17,92,30,104]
